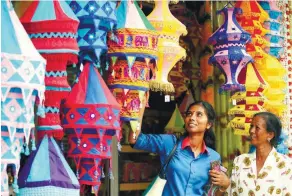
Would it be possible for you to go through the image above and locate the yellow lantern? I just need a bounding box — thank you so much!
[147,0,187,93]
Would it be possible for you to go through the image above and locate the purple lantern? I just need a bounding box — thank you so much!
[208,6,253,93]
[18,135,80,195]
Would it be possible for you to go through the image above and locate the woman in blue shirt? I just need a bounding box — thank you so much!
[129,101,230,195]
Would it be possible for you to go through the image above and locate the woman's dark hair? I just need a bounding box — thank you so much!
[185,101,216,150]
[253,112,282,147]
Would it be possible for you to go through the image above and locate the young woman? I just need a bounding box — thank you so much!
[211,112,292,195]
[129,101,229,195]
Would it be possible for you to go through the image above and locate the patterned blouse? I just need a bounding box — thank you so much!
[227,148,292,196]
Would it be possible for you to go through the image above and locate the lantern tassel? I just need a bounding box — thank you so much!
[149,80,175,93]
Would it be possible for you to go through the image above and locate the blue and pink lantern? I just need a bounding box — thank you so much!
[61,62,121,194]
[1,1,46,194]
[208,5,253,93]
[20,0,79,140]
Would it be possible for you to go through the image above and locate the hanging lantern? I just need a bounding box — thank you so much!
[165,105,185,137]
[208,5,253,93]
[18,135,80,196]
[147,0,187,94]
[107,0,158,131]
[66,0,117,66]
[229,63,267,136]
[61,62,121,194]
[1,1,46,194]
[20,0,79,140]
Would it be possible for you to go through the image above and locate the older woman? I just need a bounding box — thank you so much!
[129,101,227,195]
[210,112,292,195]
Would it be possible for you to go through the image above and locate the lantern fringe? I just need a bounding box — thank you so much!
[149,80,175,93]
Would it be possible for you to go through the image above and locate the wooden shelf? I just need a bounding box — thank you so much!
[121,145,148,153]
[120,182,150,191]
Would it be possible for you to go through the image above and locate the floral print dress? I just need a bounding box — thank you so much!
[227,148,292,196]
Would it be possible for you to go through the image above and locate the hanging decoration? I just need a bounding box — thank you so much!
[235,0,287,118]
[147,0,187,94]
[66,0,117,71]
[229,63,267,135]
[61,62,121,194]
[20,0,79,140]
[1,1,46,194]
[18,135,80,196]
[208,4,253,93]
[259,0,285,58]
[164,104,185,137]
[107,0,158,133]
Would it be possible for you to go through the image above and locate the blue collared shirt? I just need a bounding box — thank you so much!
[134,133,221,196]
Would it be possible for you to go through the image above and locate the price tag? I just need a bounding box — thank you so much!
[165,95,170,102]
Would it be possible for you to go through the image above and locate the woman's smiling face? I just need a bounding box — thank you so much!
[184,104,211,134]
[249,115,273,146]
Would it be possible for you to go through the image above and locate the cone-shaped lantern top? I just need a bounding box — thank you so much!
[165,104,185,133]
[62,62,121,130]
[18,136,80,195]
[107,0,158,60]
[20,0,79,54]
[116,1,155,30]
[1,0,46,102]
[238,63,267,93]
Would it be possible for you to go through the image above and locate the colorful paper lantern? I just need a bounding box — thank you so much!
[1,1,46,193]
[61,62,121,193]
[66,0,117,66]
[165,105,185,137]
[20,0,79,140]
[208,5,253,93]
[147,0,187,93]
[18,135,80,196]
[229,63,267,135]
[107,0,158,132]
